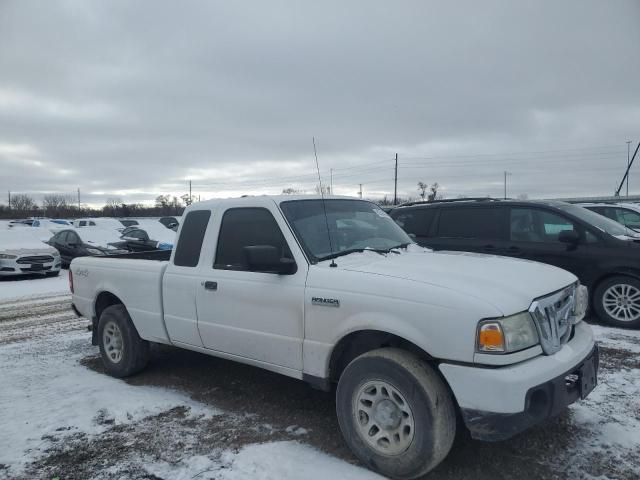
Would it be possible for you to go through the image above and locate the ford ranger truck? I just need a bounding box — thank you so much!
[70,195,597,480]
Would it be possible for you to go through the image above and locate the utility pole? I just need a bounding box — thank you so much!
[359,184,363,199]
[77,188,81,211]
[627,141,632,196]
[8,191,11,210]
[503,171,511,199]
[394,153,398,205]
[189,180,192,205]
[330,168,333,195]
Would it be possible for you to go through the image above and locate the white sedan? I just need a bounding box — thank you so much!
[0,230,62,277]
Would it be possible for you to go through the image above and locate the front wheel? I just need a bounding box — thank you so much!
[594,276,640,328]
[97,304,150,377]
[336,348,456,480]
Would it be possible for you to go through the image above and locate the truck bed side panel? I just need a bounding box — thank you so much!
[71,257,170,344]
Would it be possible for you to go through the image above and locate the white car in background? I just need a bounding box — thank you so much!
[579,203,640,232]
[0,229,61,277]
[74,218,125,232]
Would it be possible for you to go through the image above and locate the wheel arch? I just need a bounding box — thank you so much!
[94,290,125,320]
[329,329,437,383]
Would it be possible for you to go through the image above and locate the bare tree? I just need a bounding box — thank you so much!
[282,187,304,195]
[427,182,441,202]
[10,193,37,215]
[417,182,428,200]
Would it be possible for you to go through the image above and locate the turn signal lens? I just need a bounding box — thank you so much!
[68,269,74,294]
[478,322,505,352]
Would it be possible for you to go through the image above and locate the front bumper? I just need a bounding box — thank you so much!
[0,256,61,275]
[461,344,598,441]
[439,321,598,441]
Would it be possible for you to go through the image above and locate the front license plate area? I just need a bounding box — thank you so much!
[579,354,597,399]
[30,263,44,271]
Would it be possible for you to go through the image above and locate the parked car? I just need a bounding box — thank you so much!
[73,218,125,233]
[71,195,596,479]
[48,228,129,268]
[0,230,61,277]
[158,216,179,230]
[389,198,640,328]
[118,219,139,228]
[8,219,34,228]
[579,203,640,232]
[31,219,72,229]
[116,227,173,252]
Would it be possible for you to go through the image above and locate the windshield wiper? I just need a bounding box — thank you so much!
[317,247,390,262]
[388,242,412,251]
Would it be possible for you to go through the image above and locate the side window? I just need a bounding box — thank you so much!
[79,221,86,227]
[214,208,292,272]
[89,221,96,226]
[392,209,437,237]
[56,232,68,244]
[33,220,40,227]
[437,207,506,239]
[616,208,640,229]
[129,230,146,240]
[511,208,575,243]
[173,210,211,267]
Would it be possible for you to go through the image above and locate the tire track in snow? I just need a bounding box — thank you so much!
[0,294,86,345]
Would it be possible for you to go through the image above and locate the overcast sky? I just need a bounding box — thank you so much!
[1,0,639,207]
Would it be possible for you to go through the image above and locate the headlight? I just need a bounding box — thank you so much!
[0,254,18,259]
[477,312,539,354]
[86,248,104,255]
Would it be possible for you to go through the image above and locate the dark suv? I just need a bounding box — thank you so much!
[389,199,640,328]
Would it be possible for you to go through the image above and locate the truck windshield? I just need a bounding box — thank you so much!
[280,199,413,262]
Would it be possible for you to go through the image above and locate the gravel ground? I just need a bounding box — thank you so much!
[1,285,639,480]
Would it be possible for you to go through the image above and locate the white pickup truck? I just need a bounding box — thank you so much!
[71,195,598,479]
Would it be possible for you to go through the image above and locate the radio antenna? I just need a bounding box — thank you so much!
[313,137,337,268]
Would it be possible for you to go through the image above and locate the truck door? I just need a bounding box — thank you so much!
[195,206,306,371]
[162,210,212,347]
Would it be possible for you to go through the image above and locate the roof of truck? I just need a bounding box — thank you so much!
[190,194,361,209]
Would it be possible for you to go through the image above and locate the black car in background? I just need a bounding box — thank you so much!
[47,229,128,268]
[116,227,173,252]
[389,199,640,328]
[159,216,179,230]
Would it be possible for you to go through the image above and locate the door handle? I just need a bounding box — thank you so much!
[202,281,218,291]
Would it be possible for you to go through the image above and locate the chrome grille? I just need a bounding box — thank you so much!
[529,284,578,355]
[17,255,54,264]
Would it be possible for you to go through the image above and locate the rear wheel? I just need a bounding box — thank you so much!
[336,348,456,479]
[594,276,640,328]
[97,304,150,377]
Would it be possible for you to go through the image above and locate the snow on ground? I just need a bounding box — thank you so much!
[0,313,381,479]
[0,272,69,301]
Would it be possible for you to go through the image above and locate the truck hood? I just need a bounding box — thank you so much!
[332,248,577,315]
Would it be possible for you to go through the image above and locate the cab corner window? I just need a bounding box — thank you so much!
[214,208,293,273]
[173,210,211,267]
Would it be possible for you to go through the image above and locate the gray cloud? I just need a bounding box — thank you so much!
[1,0,639,206]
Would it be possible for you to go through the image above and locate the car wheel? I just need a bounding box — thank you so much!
[336,348,456,480]
[594,276,640,328]
[97,304,150,377]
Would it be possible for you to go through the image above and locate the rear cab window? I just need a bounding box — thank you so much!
[173,210,211,267]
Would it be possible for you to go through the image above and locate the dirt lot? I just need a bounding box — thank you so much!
[1,284,639,480]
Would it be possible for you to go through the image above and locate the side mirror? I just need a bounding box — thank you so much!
[558,230,580,245]
[243,245,297,274]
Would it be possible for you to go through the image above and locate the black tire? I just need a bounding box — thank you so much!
[336,348,456,480]
[97,304,150,377]
[594,275,640,328]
